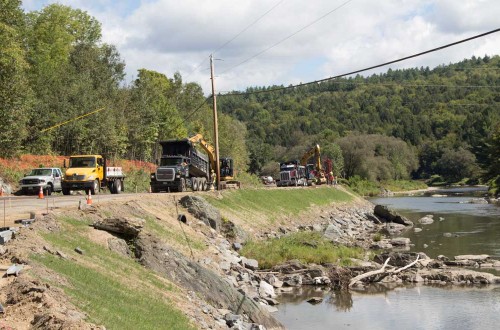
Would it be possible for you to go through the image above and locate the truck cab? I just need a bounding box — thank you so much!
[62,155,124,195]
[276,160,307,187]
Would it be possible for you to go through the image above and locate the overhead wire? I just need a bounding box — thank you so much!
[220,0,355,75]
[183,0,286,80]
[219,28,500,96]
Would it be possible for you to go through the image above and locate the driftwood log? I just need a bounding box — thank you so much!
[349,255,420,288]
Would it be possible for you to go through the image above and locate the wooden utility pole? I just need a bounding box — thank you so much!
[210,54,221,190]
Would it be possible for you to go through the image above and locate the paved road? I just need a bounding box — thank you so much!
[0,192,156,227]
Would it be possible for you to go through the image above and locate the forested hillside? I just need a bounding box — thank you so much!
[218,56,500,186]
[1,1,499,192]
[0,1,248,173]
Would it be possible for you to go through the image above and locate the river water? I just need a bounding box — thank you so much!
[274,188,500,330]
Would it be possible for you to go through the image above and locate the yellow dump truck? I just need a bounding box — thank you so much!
[62,155,125,195]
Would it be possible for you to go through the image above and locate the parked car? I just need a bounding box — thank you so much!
[19,168,63,195]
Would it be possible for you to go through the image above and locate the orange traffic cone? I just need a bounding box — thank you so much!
[38,186,44,199]
[87,190,92,205]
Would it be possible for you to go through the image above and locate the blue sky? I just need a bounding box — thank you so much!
[22,0,500,94]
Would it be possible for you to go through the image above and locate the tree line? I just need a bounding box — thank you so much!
[0,1,248,173]
[217,55,500,188]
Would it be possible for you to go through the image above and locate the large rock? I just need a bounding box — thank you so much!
[134,233,284,329]
[418,215,434,225]
[93,217,144,236]
[179,196,221,231]
[374,205,413,226]
[323,224,343,242]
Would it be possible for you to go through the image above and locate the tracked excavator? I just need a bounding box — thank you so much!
[300,144,327,185]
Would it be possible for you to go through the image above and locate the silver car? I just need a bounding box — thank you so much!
[19,168,63,195]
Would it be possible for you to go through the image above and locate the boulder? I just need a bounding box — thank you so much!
[418,215,434,225]
[93,217,144,236]
[390,237,411,246]
[179,196,221,231]
[107,237,131,257]
[374,205,413,226]
[323,224,343,242]
[240,257,259,270]
[258,280,276,298]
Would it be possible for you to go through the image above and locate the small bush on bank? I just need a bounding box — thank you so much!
[347,176,379,196]
[380,180,427,192]
[240,231,363,269]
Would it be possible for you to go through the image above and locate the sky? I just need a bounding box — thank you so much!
[22,0,500,94]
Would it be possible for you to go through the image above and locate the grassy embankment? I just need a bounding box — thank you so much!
[207,186,363,268]
[29,214,199,330]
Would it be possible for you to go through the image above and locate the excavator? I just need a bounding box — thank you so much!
[188,134,240,189]
[300,144,327,185]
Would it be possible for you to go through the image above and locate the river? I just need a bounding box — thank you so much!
[274,188,500,330]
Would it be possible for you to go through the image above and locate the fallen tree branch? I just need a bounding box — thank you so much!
[391,255,420,275]
[348,255,420,288]
[349,257,391,288]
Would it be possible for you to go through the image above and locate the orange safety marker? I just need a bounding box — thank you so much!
[38,186,44,199]
[87,190,92,205]
[0,186,4,197]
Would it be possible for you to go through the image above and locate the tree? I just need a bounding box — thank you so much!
[436,148,478,183]
[127,69,186,161]
[0,0,32,156]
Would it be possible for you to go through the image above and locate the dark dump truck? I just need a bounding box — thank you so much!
[150,138,211,192]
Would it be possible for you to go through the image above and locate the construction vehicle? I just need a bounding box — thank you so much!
[62,155,125,195]
[189,134,240,189]
[300,144,326,185]
[276,160,307,187]
[150,134,239,192]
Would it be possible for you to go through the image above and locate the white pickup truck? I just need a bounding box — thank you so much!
[19,168,63,195]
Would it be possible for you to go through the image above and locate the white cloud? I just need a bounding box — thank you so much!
[22,0,500,93]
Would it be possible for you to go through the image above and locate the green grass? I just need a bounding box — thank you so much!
[32,254,193,330]
[144,216,206,251]
[380,180,428,192]
[30,215,195,330]
[240,231,363,269]
[346,176,380,196]
[207,186,352,216]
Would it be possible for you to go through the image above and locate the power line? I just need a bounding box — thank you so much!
[220,0,355,75]
[219,28,500,96]
[214,0,286,54]
[302,80,500,90]
[183,0,286,80]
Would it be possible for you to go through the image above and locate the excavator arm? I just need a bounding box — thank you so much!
[300,144,326,184]
[189,134,216,170]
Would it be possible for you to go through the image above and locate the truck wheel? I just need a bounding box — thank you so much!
[113,180,122,194]
[179,178,186,192]
[201,178,207,191]
[62,188,70,195]
[45,184,53,196]
[90,180,99,195]
[192,178,199,191]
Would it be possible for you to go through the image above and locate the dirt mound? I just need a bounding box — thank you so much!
[1,275,99,330]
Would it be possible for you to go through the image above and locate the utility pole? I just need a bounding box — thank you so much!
[210,54,221,190]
